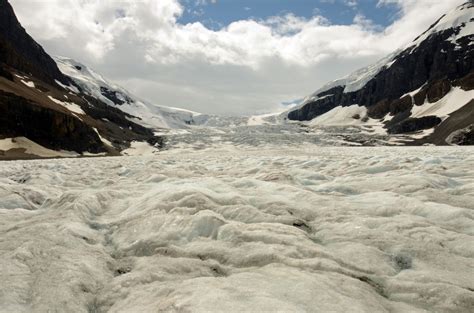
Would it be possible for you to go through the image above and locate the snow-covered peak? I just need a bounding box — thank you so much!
[54,56,202,129]
[410,1,474,48]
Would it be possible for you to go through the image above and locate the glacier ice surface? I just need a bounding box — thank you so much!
[1,142,473,312]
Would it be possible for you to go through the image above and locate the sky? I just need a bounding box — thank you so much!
[10,0,465,115]
[178,0,399,29]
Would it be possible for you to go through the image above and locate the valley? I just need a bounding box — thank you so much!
[1,1,474,312]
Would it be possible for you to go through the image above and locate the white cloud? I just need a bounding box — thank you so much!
[9,0,465,115]
[344,0,358,8]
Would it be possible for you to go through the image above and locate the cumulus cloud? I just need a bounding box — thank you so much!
[10,0,465,115]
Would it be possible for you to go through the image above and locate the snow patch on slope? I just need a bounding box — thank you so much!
[47,95,85,115]
[309,105,369,126]
[20,80,35,88]
[411,87,474,119]
[0,137,78,158]
[93,128,113,147]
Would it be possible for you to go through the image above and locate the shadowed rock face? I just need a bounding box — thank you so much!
[100,87,134,106]
[0,0,70,86]
[387,116,442,134]
[288,2,474,139]
[0,91,105,153]
[0,0,162,157]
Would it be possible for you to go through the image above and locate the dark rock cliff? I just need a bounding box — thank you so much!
[0,0,70,86]
[0,91,105,153]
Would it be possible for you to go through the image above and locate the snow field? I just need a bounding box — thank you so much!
[1,146,473,312]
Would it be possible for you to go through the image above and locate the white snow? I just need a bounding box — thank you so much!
[309,105,369,126]
[1,144,473,312]
[93,128,113,147]
[247,112,281,126]
[47,95,86,115]
[122,141,159,156]
[20,80,35,88]
[0,137,78,158]
[410,2,474,49]
[401,84,426,100]
[409,128,436,140]
[411,87,474,119]
[55,79,80,94]
[54,56,201,130]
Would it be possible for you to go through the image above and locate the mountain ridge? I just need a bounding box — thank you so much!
[0,0,70,86]
[288,1,474,145]
[0,0,163,159]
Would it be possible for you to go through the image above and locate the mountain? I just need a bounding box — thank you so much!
[0,0,70,86]
[288,1,474,145]
[0,0,193,159]
[54,57,203,130]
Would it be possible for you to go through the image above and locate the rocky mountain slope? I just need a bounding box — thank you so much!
[288,1,474,145]
[0,0,70,87]
[0,0,177,159]
[54,57,204,130]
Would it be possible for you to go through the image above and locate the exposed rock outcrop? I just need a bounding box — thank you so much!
[0,0,70,86]
[447,124,474,145]
[0,91,105,153]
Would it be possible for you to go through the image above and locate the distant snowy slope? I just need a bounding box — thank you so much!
[55,57,202,129]
[303,50,400,103]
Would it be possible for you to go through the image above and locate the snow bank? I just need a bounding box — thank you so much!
[309,105,369,126]
[1,145,473,312]
[122,141,159,156]
[0,137,78,158]
[411,87,474,119]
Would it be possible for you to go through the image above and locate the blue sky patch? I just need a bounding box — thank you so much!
[178,0,401,30]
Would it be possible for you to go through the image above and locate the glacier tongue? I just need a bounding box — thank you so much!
[1,143,473,312]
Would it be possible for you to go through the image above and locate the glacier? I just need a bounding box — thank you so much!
[1,130,473,312]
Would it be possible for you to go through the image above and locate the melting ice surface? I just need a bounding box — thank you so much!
[1,126,474,312]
